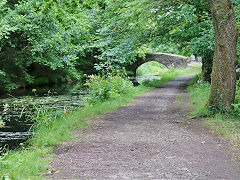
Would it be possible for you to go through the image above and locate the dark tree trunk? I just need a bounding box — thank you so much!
[201,51,214,82]
[208,0,238,110]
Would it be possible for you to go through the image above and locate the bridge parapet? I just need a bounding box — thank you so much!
[145,53,190,68]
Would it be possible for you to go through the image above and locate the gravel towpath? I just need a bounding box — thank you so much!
[47,74,240,179]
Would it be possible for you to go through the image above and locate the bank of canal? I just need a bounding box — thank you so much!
[0,83,87,150]
[0,76,153,151]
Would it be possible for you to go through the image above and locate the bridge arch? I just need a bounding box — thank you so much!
[127,53,190,77]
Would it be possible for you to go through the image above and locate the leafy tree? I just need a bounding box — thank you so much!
[0,0,239,100]
[150,1,214,81]
[94,0,215,81]
[0,0,101,92]
[0,0,19,90]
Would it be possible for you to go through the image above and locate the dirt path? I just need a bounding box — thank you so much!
[47,74,240,179]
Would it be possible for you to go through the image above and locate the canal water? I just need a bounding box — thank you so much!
[0,83,87,151]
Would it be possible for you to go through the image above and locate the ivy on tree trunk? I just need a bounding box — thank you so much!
[208,0,238,111]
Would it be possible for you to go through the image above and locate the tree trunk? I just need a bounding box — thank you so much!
[208,0,238,110]
[201,51,214,82]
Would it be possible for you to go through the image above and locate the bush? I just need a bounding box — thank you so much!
[0,0,98,91]
[84,74,133,104]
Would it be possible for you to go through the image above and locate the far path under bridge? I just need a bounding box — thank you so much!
[126,52,190,77]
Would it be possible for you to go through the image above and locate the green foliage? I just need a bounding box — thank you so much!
[29,65,83,86]
[0,147,52,179]
[235,1,240,77]
[0,0,101,92]
[187,73,201,86]
[232,80,240,115]
[93,0,157,66]
[0,1,18,40]
[154,1,213,55]
[204,114,240,148]
[0,0,238,93]
[84,74,133,104]
[92,0,215,82]
[0,104,9,129]
[28,106,57,132]
[235,80,240,104]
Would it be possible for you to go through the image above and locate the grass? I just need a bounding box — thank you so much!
[137,61,166,76]
[140,67,201,87]
[188,61,202,67]
[187,77,211,116]
[0,67,200,179]
[187,75,240,150]
[204,115,240,148]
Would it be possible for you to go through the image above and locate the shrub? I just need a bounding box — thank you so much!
[84,74,133,104]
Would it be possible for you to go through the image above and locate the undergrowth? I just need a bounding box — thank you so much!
[84,74,133,104]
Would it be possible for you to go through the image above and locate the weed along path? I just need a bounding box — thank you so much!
[47,74,240,179]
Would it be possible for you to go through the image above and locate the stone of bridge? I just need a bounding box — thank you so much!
[127,53,190,76]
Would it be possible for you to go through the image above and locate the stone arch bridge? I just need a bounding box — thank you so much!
[127,53,190,77]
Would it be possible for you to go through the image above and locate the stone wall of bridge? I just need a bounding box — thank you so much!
[127,53,190,76]
[145,53,190,67]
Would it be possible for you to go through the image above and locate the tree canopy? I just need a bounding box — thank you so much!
[0,0,239,96]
